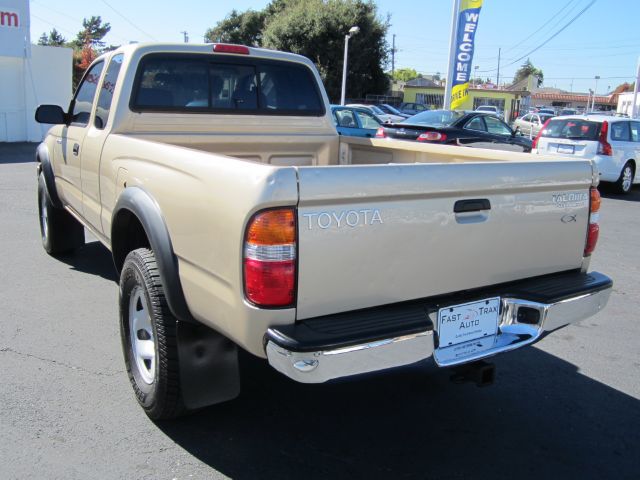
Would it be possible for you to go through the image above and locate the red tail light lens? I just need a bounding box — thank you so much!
[584,187,600,256]
[532,118,551,150]
[213,43,250,54]
[417,131,447,142]
[375,127,386,138]
[597,121,612,156]
[244,208,296,307]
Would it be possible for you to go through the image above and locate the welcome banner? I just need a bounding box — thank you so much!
[450,0,483,110]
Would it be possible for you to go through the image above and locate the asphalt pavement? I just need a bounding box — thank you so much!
[1,143,639,479]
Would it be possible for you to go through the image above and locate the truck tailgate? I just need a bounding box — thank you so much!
[295,161,594,319]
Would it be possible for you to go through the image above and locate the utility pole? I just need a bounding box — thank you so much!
[496,47,501,87]
[591,75,600,111]
[570,78,574,92]
[392,34,396,77]
[181,31,189,43]
[632,56,640,118]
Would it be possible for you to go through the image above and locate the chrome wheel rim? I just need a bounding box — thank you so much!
[40,193,48,239]
[129,286,156,385]
[622,166,633,192]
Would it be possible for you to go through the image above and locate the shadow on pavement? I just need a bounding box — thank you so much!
[57,240,118,281]
[599,184,640,203]
[0,142,38,164]
[158,347,639,479]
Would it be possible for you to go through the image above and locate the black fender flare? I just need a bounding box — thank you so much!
[113,187,240,409]
[36,143,63,209]
[112,187,196,324]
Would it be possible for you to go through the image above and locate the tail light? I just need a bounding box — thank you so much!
[375,127,386,138]
[532,118,551,150]
[417,131,447,142]
[584,187,600,256]
[597,120,612,156]
[244,208,296,307]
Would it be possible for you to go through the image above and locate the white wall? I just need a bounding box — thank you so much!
[0,44,72,142]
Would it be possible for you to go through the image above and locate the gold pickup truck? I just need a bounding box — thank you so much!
[35,43,612,419]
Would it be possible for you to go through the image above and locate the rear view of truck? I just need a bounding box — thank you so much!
[264,157,611,381]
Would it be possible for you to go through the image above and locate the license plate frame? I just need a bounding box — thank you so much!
[437,297,501,348]
[557,144,575,154]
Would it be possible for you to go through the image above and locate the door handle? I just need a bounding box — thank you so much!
[454,199,491,213]
[72,143,80,156]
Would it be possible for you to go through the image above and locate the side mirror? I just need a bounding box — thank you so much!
[35,105,66,125]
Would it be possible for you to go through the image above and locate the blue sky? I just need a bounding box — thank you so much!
[29,0,640,94]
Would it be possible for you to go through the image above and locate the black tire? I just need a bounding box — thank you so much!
[119,248,185,420]
[37,173,85,255]
[614,161,635,194]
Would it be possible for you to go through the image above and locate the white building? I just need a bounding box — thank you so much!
[616,92,640,118]
[0,0,72,142]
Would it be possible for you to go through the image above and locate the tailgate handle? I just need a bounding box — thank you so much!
[454,199,491,213]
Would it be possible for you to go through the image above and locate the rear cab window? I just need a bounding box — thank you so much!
[130,53,324,116]
[541,118,601,140]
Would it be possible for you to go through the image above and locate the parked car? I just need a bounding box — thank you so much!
[534,115,639,193]
[376,110,532,152]
[331,105,382,137]
[398,102,429,115]
[346,104,404,123]
[559,108,577,116]
[475,105,504,119]
[376,103,411,118]
[537,108,556,116]
[513,113,555,137]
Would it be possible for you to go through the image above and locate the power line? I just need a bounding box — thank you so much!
[477,0,597,73]
[502,0,578,54]
[100,0,158,41]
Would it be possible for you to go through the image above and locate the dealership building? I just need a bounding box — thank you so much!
[0,0,72,142]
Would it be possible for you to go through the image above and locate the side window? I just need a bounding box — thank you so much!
[485,115,512,135]
[465,116,486,132]
[356,111,380,129]
[95,54,124,129]
[521,114,531,122]
[611,122,631,141]
[335,109,357,128]
[630,121,640,142]
[70,61,104,127]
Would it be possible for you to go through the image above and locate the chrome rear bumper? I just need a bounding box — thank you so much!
[266,272,612,383]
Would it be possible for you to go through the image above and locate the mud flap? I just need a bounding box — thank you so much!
[177,321,240,410]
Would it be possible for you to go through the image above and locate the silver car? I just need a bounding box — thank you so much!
[513,112,555,137]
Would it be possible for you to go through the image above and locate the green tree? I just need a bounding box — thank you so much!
[37,28,66,46]
[514,58,544,87]
[205,9,267,45]
[206,0,390,101]
[390,68,419,83]
[73,16,111,49]
[261,0,389,101]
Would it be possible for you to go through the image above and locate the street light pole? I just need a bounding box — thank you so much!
[340,26,360,105]
[591,75,600,111]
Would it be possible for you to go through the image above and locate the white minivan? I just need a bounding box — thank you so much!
[534,115,640,193]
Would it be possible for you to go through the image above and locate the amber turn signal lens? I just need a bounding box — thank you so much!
[246,209,296,245]
[590,187,601,213]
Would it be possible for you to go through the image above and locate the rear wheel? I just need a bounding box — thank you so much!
[119,248,185,420]
[615,161,635,194]
[37,173,84,255]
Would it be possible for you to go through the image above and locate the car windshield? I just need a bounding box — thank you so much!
[541,119,601,140]
[382,104,403,115]
[539,114,554,123]
[402,110,464,127]
[368,105,385,115]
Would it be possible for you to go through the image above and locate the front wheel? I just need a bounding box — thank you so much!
[615,161,635,194]
[119,248,185,420]
[37,173,84,255]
